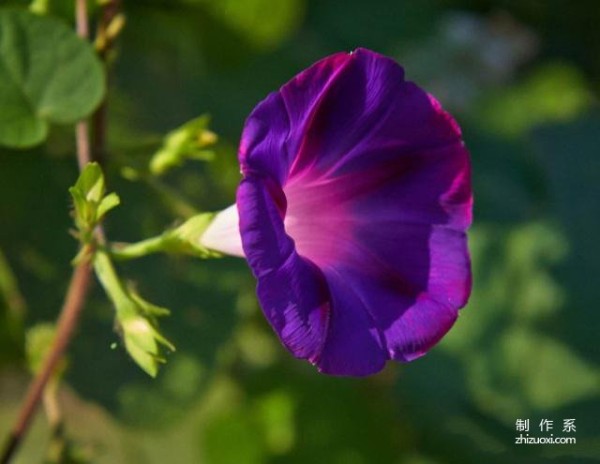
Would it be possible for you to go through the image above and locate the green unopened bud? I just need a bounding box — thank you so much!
[106,13,126,41]
[74,163,105,203]
[149,115,217,175]
[94,250,174,377]
[29,0,49,15]
[69,163,119,243]
[120,314,175,378]
[198,129,218,147]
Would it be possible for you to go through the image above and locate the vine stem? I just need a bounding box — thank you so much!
[0,1,100,462]
[0,250,93,464]
[93,0,121,166]
[75,0,91,170]
[109,236,170,260]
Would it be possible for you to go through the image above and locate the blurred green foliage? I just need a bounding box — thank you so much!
[0,0,599,463]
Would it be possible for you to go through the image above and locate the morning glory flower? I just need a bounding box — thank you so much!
[201,48,472,376]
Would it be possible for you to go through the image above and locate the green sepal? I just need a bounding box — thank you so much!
[110,213,221,260]
[127,284,171,319]
[97,192,121,221]
[162,213,220,258]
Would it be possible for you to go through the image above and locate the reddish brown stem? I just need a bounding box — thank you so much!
[92,0,121,166]
[75,121,92,170]
[0,257,93,464]
[75,0,89,39]
[74,0,92,170]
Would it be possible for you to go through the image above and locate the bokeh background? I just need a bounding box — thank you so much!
[1,0,599,463]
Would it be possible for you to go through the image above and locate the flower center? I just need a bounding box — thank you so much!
[283,175,353,268]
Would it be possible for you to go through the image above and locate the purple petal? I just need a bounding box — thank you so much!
[320,225,470,364]
[239,92,293,184]
[236,48,473,376]
[256,253,330,361]
[237,177,329,361]
[240,51,351,184]
[315,270,386,376]
[236,177,293,277]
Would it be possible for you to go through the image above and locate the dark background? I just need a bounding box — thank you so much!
[1,0,599,462]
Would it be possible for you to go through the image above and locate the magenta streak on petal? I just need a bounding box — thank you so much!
[286,52,405,180]
[282,53,355,182]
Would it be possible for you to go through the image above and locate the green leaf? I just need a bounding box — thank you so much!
[68,186,87,224]
[97,192,121,221]
[0,9,105,148]
[73,161,105,202]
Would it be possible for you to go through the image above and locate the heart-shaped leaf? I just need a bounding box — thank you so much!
[0,9,105,148]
